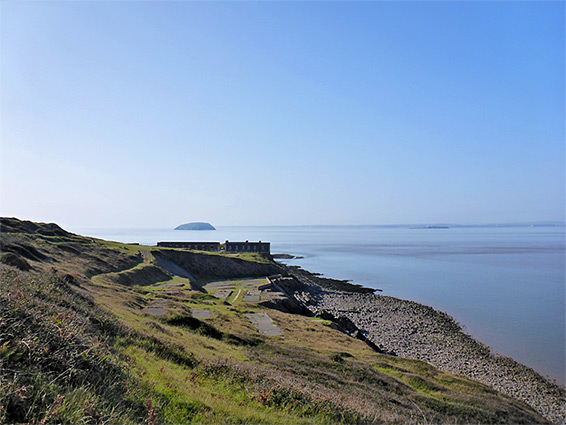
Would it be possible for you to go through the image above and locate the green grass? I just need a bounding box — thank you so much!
[1,262,546,425]
[0,267,148,425]
[0,218,549,424]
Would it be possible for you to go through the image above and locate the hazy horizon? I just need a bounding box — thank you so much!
[4,214,566,231]
[1,1,564,227]
[66,219,566,232]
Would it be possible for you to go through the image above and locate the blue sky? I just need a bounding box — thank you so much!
[1,1,564,227]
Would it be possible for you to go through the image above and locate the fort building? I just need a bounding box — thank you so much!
[225,240,270,254]
[157,241,220,251]
[156,240,271,254]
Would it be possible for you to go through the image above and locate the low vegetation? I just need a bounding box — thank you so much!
[0,268,146,424]
[0,218,548,424]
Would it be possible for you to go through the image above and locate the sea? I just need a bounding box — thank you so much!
[68,224,565,386]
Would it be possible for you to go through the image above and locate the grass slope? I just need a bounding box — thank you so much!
[0,218,548,424]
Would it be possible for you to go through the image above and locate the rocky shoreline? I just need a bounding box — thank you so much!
[278,264,566,425]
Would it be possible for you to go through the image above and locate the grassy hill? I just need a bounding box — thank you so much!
[0,218,549,424]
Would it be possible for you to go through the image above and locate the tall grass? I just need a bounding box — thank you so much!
[0,266,147,424]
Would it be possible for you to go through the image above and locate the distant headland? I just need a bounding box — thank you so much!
[174,222,216,231]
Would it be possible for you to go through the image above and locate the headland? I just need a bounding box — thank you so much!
[0,217,564,424]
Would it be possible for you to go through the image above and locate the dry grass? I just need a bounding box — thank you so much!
[0,267,148,424]
[0,217,549,424]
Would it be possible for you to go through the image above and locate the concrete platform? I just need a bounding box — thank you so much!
[214,289,232,300]
[192,309,212,319]
[244,312,282,336]
[243,295,260,302]
[142,307,167,315]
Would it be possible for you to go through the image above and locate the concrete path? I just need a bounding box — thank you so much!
[233,289,243,303]
[142,299,168,316]
[154,255,195,280]
[244,313,282,336]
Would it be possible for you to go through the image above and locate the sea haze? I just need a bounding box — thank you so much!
[70,224,566,386]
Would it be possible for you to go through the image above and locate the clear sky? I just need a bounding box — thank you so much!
[1,1,564,227]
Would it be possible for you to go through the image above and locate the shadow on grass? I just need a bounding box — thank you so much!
[164,315,263,347]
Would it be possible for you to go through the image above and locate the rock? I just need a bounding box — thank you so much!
[174,222,216,231]
[272,253,295,259]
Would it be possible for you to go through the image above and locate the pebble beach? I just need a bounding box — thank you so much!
[283,265,566,424]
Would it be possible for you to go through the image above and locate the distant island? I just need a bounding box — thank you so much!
[175,222,216,231]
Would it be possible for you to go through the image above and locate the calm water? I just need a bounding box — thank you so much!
[69,225,565,385]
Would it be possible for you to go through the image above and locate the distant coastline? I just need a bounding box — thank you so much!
[409,225,450,229]
[263,221,566,229]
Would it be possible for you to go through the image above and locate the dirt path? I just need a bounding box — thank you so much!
[141,250,151,264]
[232,288,243,303]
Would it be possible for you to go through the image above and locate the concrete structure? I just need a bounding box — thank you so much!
[225,240,270,254]
[157,241,220,251]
